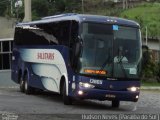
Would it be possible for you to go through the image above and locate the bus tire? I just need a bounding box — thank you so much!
[24,74,34,95]
[62,82,72,105]
[112,100,120,108]
[20,78,25,93]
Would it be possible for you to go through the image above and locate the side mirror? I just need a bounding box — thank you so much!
[142,45,150,68]
[142,45,149,51]
[75,42,81,57]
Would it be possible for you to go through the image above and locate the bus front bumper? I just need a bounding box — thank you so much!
[73,88,140,102]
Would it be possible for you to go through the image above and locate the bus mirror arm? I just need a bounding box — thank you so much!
[75,36,83,57]
[72,37,83,69]
[75,42,81,57]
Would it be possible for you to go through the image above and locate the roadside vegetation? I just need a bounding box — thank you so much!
[120,2,160,38]
[142,82,160,87]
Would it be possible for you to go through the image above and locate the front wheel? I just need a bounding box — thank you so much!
[112,100,120,108]
[62,82,72,105]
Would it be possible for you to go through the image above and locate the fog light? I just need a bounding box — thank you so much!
[136,95,139,99]
[78,90,83,95]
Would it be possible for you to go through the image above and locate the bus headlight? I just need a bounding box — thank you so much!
[79,82,95,89]
[127,87,140,92]
[78,90,83,95]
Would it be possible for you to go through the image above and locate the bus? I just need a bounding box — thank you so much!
[11,13,142,107]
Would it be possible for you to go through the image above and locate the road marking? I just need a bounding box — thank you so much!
[132,105,137,111]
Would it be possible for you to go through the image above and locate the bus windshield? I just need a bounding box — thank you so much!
[78,22,141,79]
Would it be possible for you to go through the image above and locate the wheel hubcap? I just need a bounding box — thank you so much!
[20,80,23,86]
[25,80,28,91]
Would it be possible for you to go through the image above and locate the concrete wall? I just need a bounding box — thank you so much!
[0,17,15,39]
[145,41,160,51]
[0,71,18,87]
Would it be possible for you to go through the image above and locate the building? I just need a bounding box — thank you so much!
[0,17,14,71]
[0,38,13,70]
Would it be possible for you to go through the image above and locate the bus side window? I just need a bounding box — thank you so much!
[15,26,51,45]
[15,27,23,45]
[36,23,58,45]
[14,21,77,47]
[55,21,71,46]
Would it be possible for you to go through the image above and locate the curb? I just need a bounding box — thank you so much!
[141,86,160,90]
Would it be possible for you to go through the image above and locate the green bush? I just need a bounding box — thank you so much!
[142,49,159,83]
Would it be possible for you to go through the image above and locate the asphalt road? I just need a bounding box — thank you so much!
[0,71,160,120]
[0,88,160,120]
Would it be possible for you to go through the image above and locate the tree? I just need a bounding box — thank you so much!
[31,0,81,20]
[0,0,9,16]
[32,0,49,20]
[53,0,80,13]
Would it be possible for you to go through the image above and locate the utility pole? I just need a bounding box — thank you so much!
[10,0,13,15]
[145,26,148,45]
[123,0,128,9]
[15,0,22,22]
[82,0,84,13]
[23,0,32,22]
[126,0,128,9]
[123,0,125,9]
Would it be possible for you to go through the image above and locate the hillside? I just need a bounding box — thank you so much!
[120,2,160,38]
[81,1,160,38]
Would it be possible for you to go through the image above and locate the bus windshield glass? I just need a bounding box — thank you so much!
[78,22,141,79]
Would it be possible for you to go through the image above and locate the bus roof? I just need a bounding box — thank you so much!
[17,13,140,28]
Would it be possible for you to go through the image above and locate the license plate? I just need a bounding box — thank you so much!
[105,94,116,98]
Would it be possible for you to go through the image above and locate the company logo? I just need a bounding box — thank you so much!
[37,52,54,60]
[90,79,103,85]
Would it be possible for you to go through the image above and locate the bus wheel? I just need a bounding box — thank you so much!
[112,100,120,108]
[24,74,34,95]
[20,78,25,93]
[62,82,72,105]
